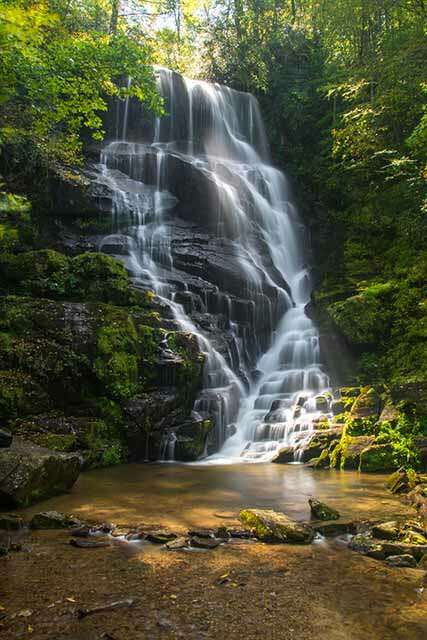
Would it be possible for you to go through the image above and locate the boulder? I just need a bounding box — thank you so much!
[350,388,381,420]
[239,509,314,544]
[30,511,81,529]
[0,513,24,530]
[359,443,395,473]
[0,429,12,448]
[385,554,417,568]
[271,446,294,464]
[309,498,340,521]
[0,437,81,508]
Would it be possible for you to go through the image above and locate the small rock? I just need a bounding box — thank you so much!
[146,530,177,544]
[69,525,92,538]
[309,498,340,521]
[271,446,294,464]
[165,537,189,550]
[371,521,400,540]
[0,429,13,448]
[30,511,81,529]
[349,533,375,553]
[190,536,221,549]
[70,538,111,549]
[312,520,356,537]
[385,554,417,568]
[0,514,24,531]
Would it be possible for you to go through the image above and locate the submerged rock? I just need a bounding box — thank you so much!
[30,511,81,529]
[0,437,81,508]
[239,509,314,544]
[308,498,340,521]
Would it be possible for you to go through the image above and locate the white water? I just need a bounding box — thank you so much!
[97,69,331,462]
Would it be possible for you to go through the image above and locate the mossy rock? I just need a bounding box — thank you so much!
[350,388,381,419]
[0,437,81,508]
[309,498,340,521]
[174,419,214,462]
[359,443,395,472]
[239,508,314,544]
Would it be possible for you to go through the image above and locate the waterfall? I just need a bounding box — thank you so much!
[96,68,330,462]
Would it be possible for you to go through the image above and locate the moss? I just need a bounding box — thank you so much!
[3,249,70,298]
[30,433,77,452]
[69,252,133,305]
[328,293,387,345]
[359,444,396,472]
[0,371,48,422]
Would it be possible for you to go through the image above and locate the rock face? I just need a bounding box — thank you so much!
[239,509,314,544]
[0,437,81,508]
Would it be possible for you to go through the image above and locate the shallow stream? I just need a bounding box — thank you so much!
[20,464,409,530]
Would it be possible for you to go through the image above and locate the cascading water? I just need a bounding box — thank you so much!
[96,68,330,462]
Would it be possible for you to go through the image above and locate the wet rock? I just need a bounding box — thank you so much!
[70,538,111,549]
[385,554,417,568]
[349,533,375,553]
[30,511,81,529]
[0,429,12,448]
[372,521,400,540]
[271,446,294,464]
[190,535,221,549]
[165,536,189,550]
[350,388,381,419]
[174,419,214,462]
[0,438,81,508]
[309,498,340,521]
[239,509,314,544]
[146,530,177,544]
[314,395,329,412]
[380,541,427,561]
[0,514,24,530]
[70,525,92,538]
[312,519,356,537]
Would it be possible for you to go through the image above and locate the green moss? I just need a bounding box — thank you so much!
[328,294,387,345]
[31,433,77,452]
[3,249,70,297]
[0,371,48,421]
[69,252,133,305]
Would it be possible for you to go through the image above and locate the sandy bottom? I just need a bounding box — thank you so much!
[1,463,427,639]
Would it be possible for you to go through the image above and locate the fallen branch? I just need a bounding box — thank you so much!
[77,598,136,619]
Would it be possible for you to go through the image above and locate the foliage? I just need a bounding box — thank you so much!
[0,0,162,166]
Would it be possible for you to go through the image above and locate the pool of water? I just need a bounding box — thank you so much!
[19,463,410,530]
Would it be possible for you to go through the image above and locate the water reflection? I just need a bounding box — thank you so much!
[20,464,409,530]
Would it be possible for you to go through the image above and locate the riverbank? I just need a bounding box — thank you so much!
[1,519,426,639]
